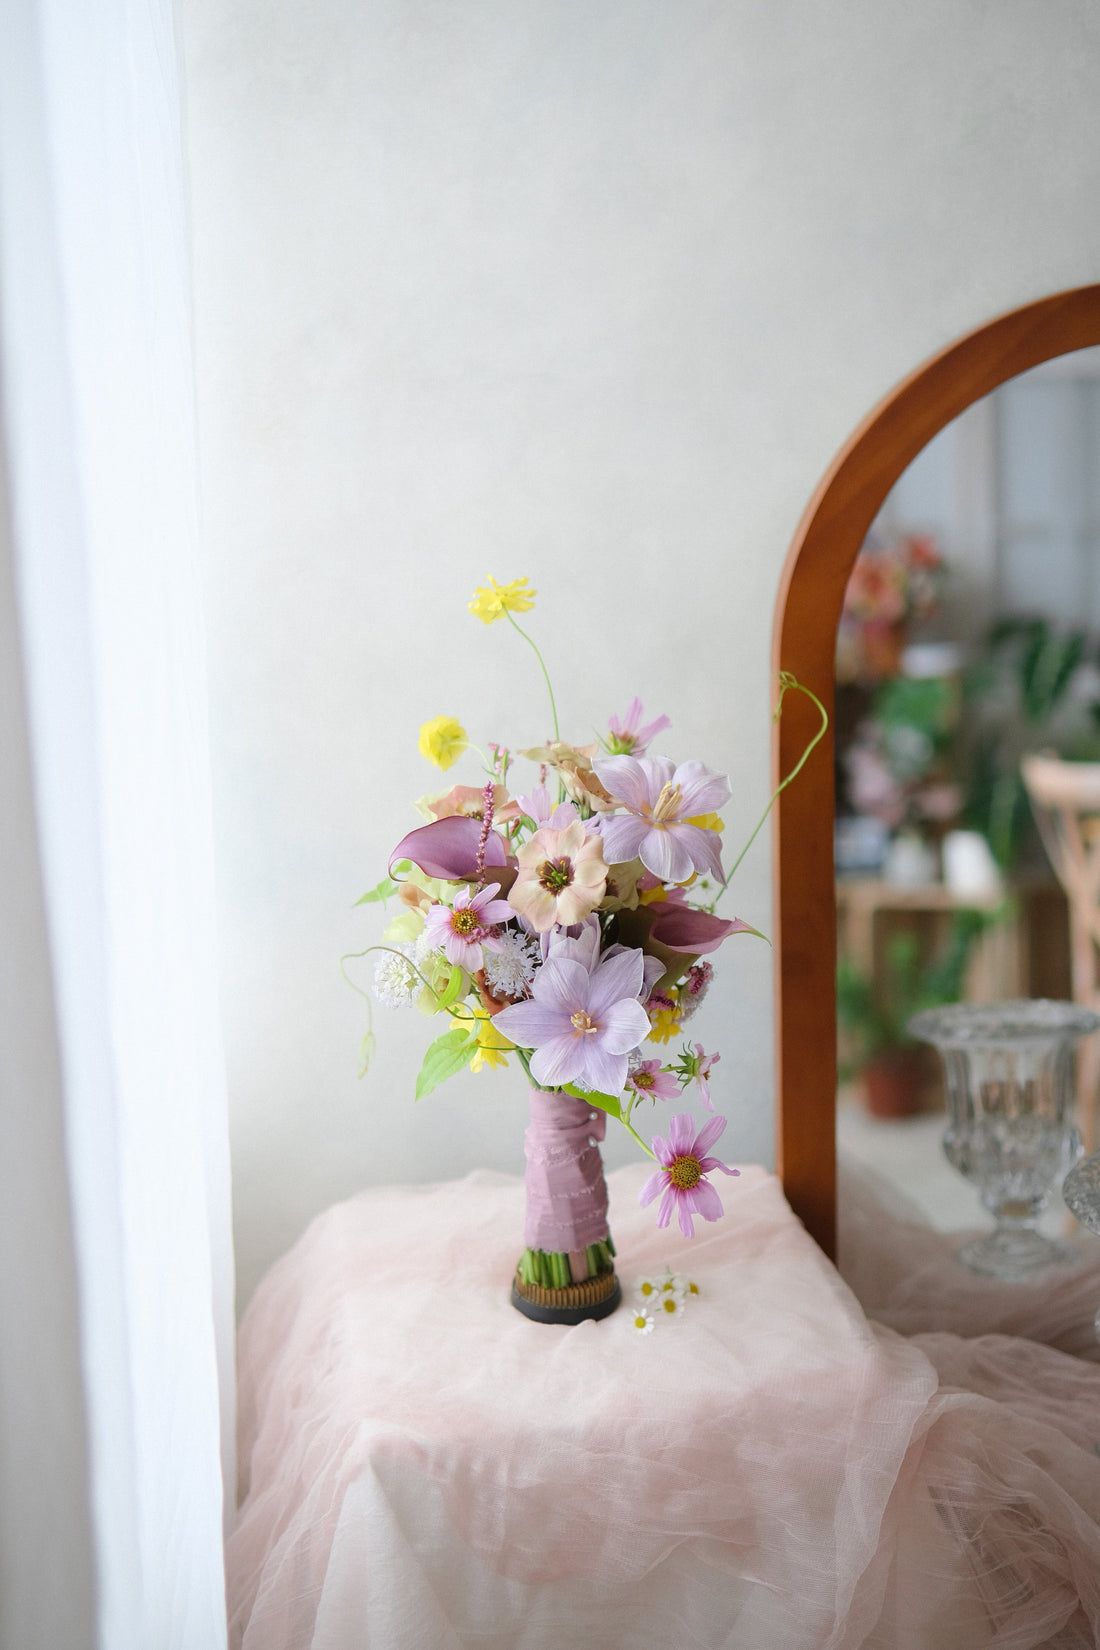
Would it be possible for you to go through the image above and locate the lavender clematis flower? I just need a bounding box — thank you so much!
[593,755,731,884]
[639,1113,740,1238]
[492,948,651,1095]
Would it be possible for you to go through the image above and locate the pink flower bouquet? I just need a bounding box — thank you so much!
[353,577,823,1310]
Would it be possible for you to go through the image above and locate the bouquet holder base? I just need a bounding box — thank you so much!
[515,1083,622,1324]
[511,1267,621,1325]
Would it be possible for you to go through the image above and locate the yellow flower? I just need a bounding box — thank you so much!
[450,1007,515,1072]
[468,576,537,625]
[418,715,468,771]
[647,1004,683,1044]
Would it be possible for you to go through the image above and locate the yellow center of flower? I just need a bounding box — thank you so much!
[538,856,574,893]
[451,908,479,935]
[651,781,683,826]
[570,1010,598,1035]
[633,1070,655,1090]
[668,1154,701,1190]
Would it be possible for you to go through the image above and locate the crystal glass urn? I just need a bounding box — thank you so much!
[907,1000,1100,1280]
[1062,1151,1100,1341]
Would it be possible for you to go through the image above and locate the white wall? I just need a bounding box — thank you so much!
[182,0,1100,1307]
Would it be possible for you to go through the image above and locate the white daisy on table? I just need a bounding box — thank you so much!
[630,1307,655,1335]
[656,1293,686,1322]
[635,1277,661,1304]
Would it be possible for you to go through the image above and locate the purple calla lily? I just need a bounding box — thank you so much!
[390,815,508,880]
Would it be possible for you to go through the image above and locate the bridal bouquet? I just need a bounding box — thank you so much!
[354,577,823,1270]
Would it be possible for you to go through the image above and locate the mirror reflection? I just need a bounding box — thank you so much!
[835,346,1100,1274]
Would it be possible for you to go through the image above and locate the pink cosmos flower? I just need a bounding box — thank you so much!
[639,1113,740,1238]
[606,697,671,756]
[422,882,513,971]
[492,949,652,1095]
[593,755,731,884]
[509,820,608,932]
[672,1042,721,1112]
[626,1060,680,1102]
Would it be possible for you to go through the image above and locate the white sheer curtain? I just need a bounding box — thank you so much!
[0,1,233,1646]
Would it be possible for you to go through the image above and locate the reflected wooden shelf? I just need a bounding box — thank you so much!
[836,874,1069,1004]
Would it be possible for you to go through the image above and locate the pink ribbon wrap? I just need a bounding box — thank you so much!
[522,1087,611,1261]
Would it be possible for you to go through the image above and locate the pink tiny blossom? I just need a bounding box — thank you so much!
[606,697,671,756]
[672,1043,721,1112]
[639,1113,739,1238]
[626,1060,680,1102]
[422,882,513,971]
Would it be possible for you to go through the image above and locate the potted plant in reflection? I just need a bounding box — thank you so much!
[837,910,990,1119]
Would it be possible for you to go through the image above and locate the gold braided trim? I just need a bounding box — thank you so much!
[513,1266,618,1310]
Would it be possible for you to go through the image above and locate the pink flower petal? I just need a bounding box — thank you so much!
[636,826,693,884]
[638,1169,666,1208]
[584,949,645,1020]
[686,1177,725,1224]
[530,1036,586,1088]
[595,998,652,1055]
[647,906,746,955]
[673,760,732,817]
[592,754,657,813]
[390,817,507,879]
[692,1113,728,1156]
[490,998,566,1047]
[666,1113,697,1154]
[595,812,651,865]
[674,822,726,882]
[579,1042,630,1096]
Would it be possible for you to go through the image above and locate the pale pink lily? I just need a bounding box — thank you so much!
[606,697,671,756]
[639,1113,739,1238]
[509,820,608,932]
[492,949,652,1095]
[593,755,731,884]
[422,882,513,971]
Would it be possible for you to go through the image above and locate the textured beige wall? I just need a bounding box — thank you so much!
[182,0,1100,1305]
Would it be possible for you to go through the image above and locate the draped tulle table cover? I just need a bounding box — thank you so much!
[229,1162,1100,1650]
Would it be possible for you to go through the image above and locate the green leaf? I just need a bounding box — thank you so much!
[415,1027,479,1100]
[563,1084,623,1123]
[355,876,400,907]
[436,963,465,1012]
[354,861,412,907]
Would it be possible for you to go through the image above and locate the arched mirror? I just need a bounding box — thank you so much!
[772,284,1100,1259]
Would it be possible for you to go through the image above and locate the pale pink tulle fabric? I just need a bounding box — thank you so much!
[228,1162,1100,1650]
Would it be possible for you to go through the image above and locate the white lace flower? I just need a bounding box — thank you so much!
[373,947,419,1007]
[482,929,540,1000]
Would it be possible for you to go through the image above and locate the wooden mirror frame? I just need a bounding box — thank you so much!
[772,283,1100,1259]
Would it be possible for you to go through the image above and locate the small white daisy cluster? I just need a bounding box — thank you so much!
[372,946,419,1007]
[373,932,448,1007]
[629,1267,700,1334]
[482,928,541,1001]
